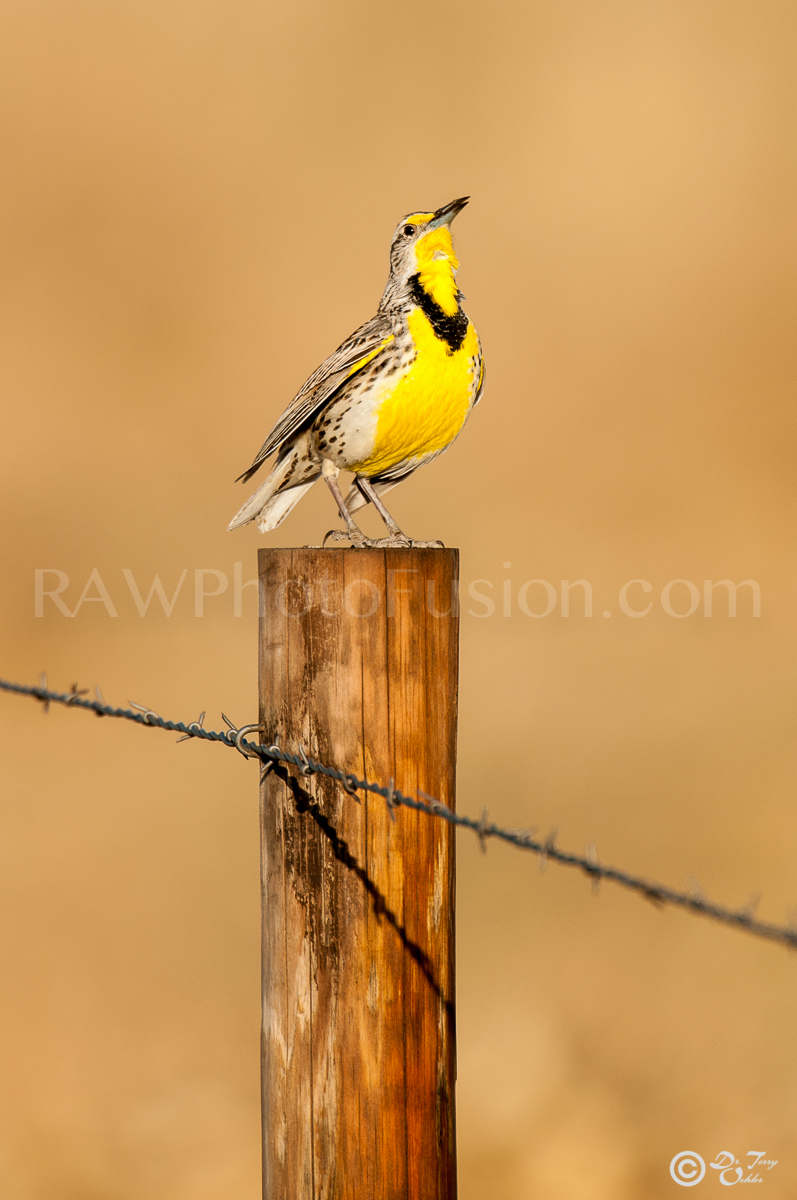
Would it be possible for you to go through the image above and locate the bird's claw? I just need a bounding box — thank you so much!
[322,527,370,548]
[320,529,445,550]
[369,534,411,548]
[376,536,446,548]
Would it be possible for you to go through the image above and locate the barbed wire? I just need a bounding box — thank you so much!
[2,673,796,951]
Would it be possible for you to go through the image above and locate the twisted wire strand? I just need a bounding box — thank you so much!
[2,675,795,950]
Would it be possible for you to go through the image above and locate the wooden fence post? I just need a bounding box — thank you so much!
[258,547,459,1200]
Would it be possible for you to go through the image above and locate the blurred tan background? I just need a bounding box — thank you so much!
[2,0,796,1195]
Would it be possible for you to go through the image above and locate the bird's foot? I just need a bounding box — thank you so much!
[368,533,411,548]
[320,529,446,550]
[366,534,446,549]
[322,527,371,549]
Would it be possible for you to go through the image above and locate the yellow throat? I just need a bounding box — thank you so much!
[414,227,460,315]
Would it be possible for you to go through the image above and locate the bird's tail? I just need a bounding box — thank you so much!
[228,449,319,532]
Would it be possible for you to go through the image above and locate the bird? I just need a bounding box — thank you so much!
[228,197,484,547]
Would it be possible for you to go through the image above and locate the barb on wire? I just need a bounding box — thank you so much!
[585,842,601,893]
[129,700,161,724]
[297,744,315,777]
[259,742,282,783]
[2,674,797,952]
[539,829,558,872]
[476,808,489,853]
[741,893,761,920]
[342,772,361,801]
[176,710,205,743]
[384,778,397,823]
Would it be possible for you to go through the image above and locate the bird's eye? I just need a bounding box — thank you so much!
[402,224,414,237]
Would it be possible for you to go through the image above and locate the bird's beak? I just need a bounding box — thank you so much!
[427,196,469,229]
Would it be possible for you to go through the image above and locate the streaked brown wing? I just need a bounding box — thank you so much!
[235,313,394,483]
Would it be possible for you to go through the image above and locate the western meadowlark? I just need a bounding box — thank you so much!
[228,197,484,547]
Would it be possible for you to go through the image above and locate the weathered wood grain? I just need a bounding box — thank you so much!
[258,548,458,1200]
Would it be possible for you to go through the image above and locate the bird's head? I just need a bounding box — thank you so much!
[381,196,469,314]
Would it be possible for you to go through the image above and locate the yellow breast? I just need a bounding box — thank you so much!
[352,309,481,476]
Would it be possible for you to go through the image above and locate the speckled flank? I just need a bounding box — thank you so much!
[311,297,483,481]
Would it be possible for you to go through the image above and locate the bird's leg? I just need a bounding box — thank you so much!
[355,476,407,540]
[355,475,443,549]
[321,461,370,548]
